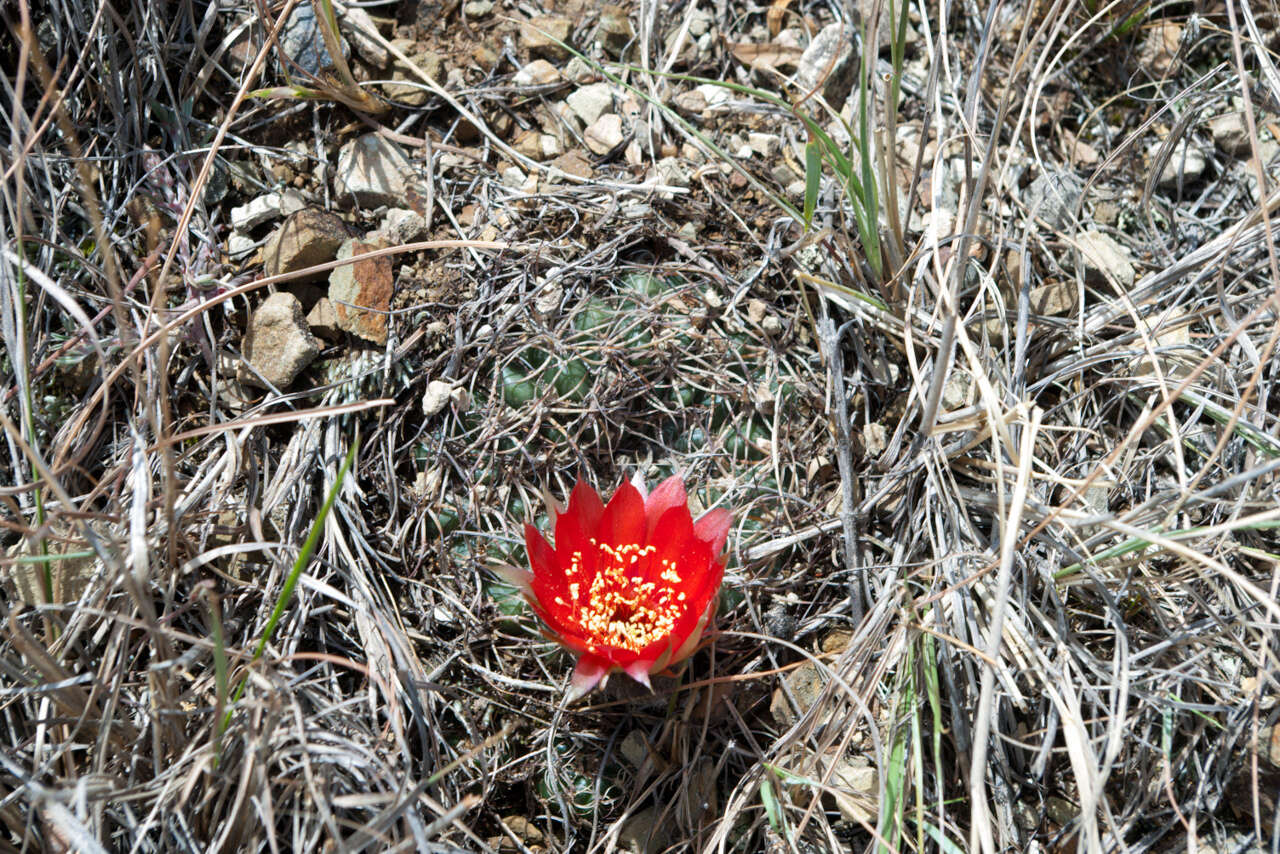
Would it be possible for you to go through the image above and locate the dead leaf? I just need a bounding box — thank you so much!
[729,41,803,71]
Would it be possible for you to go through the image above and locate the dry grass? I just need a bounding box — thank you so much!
[1,0,1278,851]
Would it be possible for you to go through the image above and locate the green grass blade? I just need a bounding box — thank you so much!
[803,139,822,229]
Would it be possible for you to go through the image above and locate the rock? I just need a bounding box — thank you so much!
[521,15,573,60]
[652,156,689,189]
[770,661,828,727]
[828,755,877,823]
[863,422,887,456]
[306,297,342,341]
[334,134,418,209]
[514,59,562,87]
[619,731,648,769]
[618,806,668,854]
[1156,138,1207,187]
[1210,112,1252,155]
[584,114,624,154]
[1029,280,1076,316]
[672,89,707,114]
[328,238,394,345]
[501,165,527,188]
[748,132,780,156]
[231,190,306,233]
[795,22,855,107]
[381,208,426,244]
[1025,170,1082,229]
[340,6,386,66]
[597,4,633,55]
[1077,229,1136,289]
[1137,20,1182,77]
[262,208,350,281]
[422,380,455,416]
[943,371,974,409]
[1045,796,1076,827]
[513,128,560,161]
[463,0,493,16]
[548,150,594,180]
[533,282,563,316]
[280,5,350,76]
[238,292,322,389]
[382,43,441,106]
[563,56,596,84]
[687,758,718,815]
[566,82,615,125]
[228,233,255,260]
[696,82,731,107]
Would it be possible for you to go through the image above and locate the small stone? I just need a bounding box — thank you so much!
[534,282,563,316]
[942,371,974,409]
[280,5,349,76]
[746,298,767,325]
[695,82,731,107]
[652,156,689,188]
[563,56,596,84]
[1025,170,1082,230]
[513,129,546,160]
[521,15,573,60]
[1028,280,1076,316]
[514,59,562,87]
[597,4,634,56]
[501,165,526,187]
[677,221,698,240]
[231,192,286,233]
[1209,112,1252,155]
[262,208,350,281]
[382,208,426,244]
[795,23,854,107]
[1138,20,1182,77]
[1156,138,1207,187]
[770,662,828,727]
[422,380,454,416]
[340,6,386,66]
[306,297,342,341]
[702,288,723,310]
[548,150,594,180]
[584,114,624,154]
[619,731,648,769]
[334,134,418,209]
[672,89,707,114]
[618,807,668,854]
[1045,796,1076,827]
[1077,229,1136,289]
[828,756,877,824]
[382,44,441,106]
[238,292,322,389]
[747,132,780,156]
[566,82,615,125]
[328,237,394,344]
[863,422,887,456]
[227,233,255,258]
[463,0,493,16]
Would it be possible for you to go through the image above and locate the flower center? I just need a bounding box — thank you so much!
[559,538,688,653]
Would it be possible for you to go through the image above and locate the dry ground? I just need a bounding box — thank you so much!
[1,0,1279,851]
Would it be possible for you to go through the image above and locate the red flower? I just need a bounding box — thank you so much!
[506,474,731,700]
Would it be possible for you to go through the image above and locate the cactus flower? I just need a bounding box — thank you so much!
[507,474,731,700]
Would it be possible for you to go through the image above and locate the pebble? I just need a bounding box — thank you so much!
[334,134,417,209]
[238,293,322,389]
[566,82,615,125]
[584,114,624,154]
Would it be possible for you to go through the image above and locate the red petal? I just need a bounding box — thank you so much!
[644,504,695,585]
[644,475,687,540]
[565,479,605,533]
[524,523,558,581]
[567,654,612,701]
[597,480,646,551]
[693,508,732,556]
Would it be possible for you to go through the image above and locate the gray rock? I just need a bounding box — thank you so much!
[1077,229,1136,289]
[231,190,306,233]
[1210,112,1251,155]
[306,297,342,341]
[795,22,855,107]
[513,59,562,87]
[566,82,615,125]
[584,114,624,154]
[333,134,416,209]
[381,208,426,244]
[340,6,386,67]
[1156,138,1207,187]
[239,292,322,389]
[1026,170,1083,229]
[281,5,350,77]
